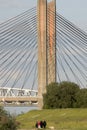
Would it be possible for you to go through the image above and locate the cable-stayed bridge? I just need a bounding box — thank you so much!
[0,0,86,107]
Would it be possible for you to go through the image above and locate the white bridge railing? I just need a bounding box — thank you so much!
[0,87,38,97]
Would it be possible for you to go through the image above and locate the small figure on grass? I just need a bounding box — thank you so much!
[35,120,47,129]
[43,120,47,128]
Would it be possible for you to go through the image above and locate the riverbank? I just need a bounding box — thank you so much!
[17,108,87,130]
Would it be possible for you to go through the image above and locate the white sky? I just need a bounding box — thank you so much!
[0,0,87,32]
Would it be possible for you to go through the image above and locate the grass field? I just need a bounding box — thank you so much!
[17,108,87,130]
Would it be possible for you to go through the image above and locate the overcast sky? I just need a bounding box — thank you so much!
[0,0,87,32]
[0,0,86,88]
[0,0,87,31]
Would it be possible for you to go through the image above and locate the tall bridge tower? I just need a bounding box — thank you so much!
[37,0,56,107]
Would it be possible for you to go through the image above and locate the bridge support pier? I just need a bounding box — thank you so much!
[37,0,56,108]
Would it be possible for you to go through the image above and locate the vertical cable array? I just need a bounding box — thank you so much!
[47,9,87,88]
[0,7,38,90]
[0,7,86,91]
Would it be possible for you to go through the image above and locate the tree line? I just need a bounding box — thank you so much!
[43,81,87,108]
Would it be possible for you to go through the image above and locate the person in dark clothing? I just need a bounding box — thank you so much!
[40,121,43,128]
[43,120,47,128]
[35,121,38,128]
[35,120,47,129]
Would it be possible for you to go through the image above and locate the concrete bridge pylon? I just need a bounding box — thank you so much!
[37,0,56,108]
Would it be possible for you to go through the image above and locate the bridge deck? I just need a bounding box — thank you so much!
[0,97,38,102]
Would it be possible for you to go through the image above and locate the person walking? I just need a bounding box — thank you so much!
[43,120,47,128]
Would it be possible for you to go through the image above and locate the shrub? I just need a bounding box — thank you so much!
[0,106,19,130]
[43,81,80,108]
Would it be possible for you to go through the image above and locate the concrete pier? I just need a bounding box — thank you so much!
[37,0,56,108]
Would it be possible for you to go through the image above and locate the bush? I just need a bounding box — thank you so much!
[0,106,19,130]
[43,81,81,108]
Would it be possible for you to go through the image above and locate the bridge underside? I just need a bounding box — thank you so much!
[0,97,38,104]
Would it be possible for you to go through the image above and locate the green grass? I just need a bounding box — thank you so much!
[17,108,87,130]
